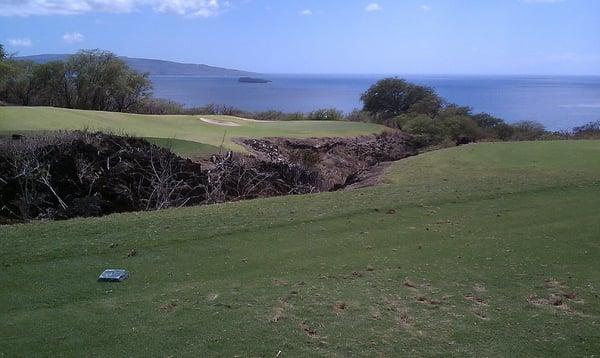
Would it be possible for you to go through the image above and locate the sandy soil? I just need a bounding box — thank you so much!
[238,117,276,123]
[199,117,241,127]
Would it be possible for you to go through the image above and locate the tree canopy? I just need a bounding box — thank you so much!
[360,78,443,119]
[0,47,151,112]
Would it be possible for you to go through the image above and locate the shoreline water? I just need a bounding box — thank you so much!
[150,74,600,131]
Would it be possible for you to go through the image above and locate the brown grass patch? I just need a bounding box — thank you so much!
[159,302,177,313]
[415,295,442,306]
[464,294,487,306]
[299,321,319,338]
[273,279,289,286]
[403,279,418,290]
[473,283,487,293]
[527,278,588,316]
[333,301,347,315]
[384,296,412,329]
[471,306,489,320]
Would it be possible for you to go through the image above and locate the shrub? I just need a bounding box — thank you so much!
[253,110,287,121]
[510,120,546,141]
[307,108,344,121]
[440,116,484,144]
[400,114,445,147]
[133,98,184,115]
[345,110,375,123]
[572,120,600,139]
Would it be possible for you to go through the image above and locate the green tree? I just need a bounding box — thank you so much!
[1,48,151,110]
[0,44,14,96]
[361,78,443,119]
[66,50,151,110]
[0,60,35,105]
[31,61,74,107]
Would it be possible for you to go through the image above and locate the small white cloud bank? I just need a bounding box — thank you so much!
[62,32,84,44]
[365,3,382,12]
[0,0,224,18]
[299,9,312,16]
[8,38,32,47]
[420,4,432,11]
[153,0,221,17]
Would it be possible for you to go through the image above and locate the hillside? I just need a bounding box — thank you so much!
[1,140,599,356]
[0,107,384,152]
[15,54,256,77]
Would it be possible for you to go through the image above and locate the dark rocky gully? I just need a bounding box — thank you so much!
[0,131,419,224]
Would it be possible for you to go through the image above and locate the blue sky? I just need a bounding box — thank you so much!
[1,0,599,75]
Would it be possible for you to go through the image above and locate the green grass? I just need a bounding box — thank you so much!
[0,106,384,152]
[144,137,221,157]
[2,140,600,356]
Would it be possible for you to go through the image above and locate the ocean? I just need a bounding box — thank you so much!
[150,74,600,131]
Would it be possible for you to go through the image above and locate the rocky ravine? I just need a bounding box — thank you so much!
[239,130,419,191]
[0,130,418,223]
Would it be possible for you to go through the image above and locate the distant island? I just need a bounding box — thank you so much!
[15,54,257,77]
[238,77,272,84]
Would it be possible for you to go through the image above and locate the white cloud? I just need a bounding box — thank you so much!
[8,38,32,46]
[420,4,432,11]
[62,32,84,43]
[299,9,312,16]
[365,3,382,12]
[0,0,224,17]
[153,0,220,17]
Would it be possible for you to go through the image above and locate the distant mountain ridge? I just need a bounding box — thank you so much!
[15,54,256,77]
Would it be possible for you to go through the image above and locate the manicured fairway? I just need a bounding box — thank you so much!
[0,106,385,152]
[1,140,599,356]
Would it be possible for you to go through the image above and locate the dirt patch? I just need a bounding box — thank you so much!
[471,306,489,320]
[473,283,487,293]
[465,293,489,320]
[333,301,348,315]
[206,293,219,301]
[415,295,442,306]
[403,279,418,290]
[464,294,487,306]
[370,307,383,320]
[272,279,289,286]
[159,302,177,313]
[270,306,285,322]
[527,294,575,313]
[384,296,412,329]
[527,278,586,316]
[270,299,289,323]
[238,130,418,191]
[299,321,319,338]
[126,249,137,258]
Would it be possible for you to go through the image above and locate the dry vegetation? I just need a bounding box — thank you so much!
[0,130,418,223]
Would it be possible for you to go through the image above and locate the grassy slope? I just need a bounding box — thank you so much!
[1,141,600,357]
[0,107,384,152]
[144,137,221,158]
